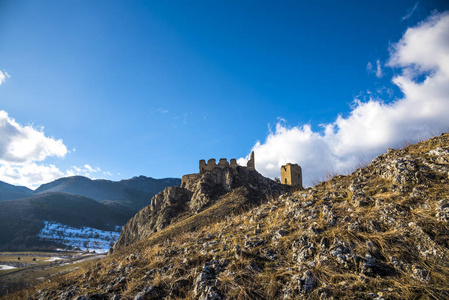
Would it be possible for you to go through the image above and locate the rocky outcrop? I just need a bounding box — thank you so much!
[113,166,285,251]
[112,187,191,251]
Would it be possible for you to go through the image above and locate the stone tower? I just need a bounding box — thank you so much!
[247,151,255,170]
[281,163,302,188]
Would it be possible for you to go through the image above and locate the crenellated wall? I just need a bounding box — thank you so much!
[199,156,244,174]
[198,151,256,174]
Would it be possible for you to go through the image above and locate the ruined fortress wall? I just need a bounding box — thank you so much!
[230,159,237,167]
[199,160,206,174]
[246,151,255,170]
[199,157,239,174]
[181,173,201,190]
[218,158,229,167]
[199,159,217,174]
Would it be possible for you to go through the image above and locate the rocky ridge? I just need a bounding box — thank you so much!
[113,166,285,251]
[10,133,449,299]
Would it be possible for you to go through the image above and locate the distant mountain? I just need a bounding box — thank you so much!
[34,176,181,215]
[0,180,33,201]
[0,192,129,251]
[35,175,180,201]
[0,175,180,250]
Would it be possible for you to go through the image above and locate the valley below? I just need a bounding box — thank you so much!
[0,251,105,297]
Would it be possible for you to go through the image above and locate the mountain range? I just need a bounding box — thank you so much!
[0,175,180,250]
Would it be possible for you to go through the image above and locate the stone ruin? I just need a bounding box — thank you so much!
[281,163,303,188]
[199,151,255,174]
[187,150,302,188]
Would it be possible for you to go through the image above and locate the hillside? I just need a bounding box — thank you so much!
[0,181,33,201]
[0,192,128,251]
[7,133,449,299]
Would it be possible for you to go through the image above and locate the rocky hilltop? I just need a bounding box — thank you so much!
[10,133,449,300]
[113,166,285,251]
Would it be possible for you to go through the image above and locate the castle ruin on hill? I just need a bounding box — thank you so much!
[183,151,303,188]
[281,163,302,186]
[199,151,255,174]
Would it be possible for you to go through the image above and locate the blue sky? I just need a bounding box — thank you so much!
[1,1,449,188]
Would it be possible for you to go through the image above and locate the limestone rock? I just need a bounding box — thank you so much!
[193,262,223,300]
[114,166,284,251]
[134,286,159,300]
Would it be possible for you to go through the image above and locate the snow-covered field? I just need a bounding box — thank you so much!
[38,221,121,253]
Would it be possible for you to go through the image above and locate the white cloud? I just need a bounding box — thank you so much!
[0,89,114,188]
[366,61,373,72]
[402,2,419,21]
[241,12,449,186]
[66,164,102,177]
[71,166,82,172]
[0,163,64,189]
[0,110,67,164]
[0,110,71,188]
[84,164,94,172]
[375,60,383,78]
[367,60,383,78]
[0,70,10,86]
[152,108,169,114]
[0,160,111,189]
[0,111,106,188]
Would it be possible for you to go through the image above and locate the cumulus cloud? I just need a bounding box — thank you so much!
[84,164,100,173]
[0,111,67,164]
[241,12,449,186]
[0,110,69,188]
[0,110,111,188]
[66,164,103,178]
[0,70,10,86]
[0,163,64,188]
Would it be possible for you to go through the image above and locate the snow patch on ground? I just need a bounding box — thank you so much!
[38,221,121,253]
[0,265,16,270]
[46,257,63,262]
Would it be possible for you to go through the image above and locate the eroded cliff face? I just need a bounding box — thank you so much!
[113,166,285,251]
[112,187,192,251]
